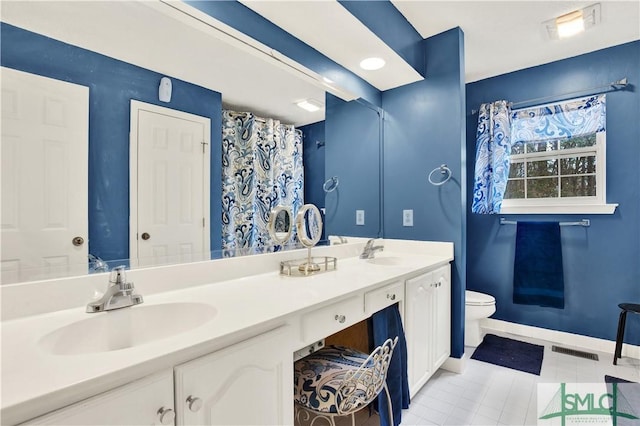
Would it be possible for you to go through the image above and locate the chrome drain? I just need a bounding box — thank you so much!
[552,345,599,360]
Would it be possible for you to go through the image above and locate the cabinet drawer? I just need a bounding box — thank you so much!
[365,281,403,315]
[302,296,364,343]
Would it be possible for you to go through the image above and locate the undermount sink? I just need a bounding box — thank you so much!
[39,302,217,355]
[366,256,405,266]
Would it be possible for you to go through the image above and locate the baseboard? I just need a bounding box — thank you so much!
[441,352,467,374]
[482,318,640,360]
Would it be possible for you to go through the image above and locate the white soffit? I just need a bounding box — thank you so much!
[240,0,424,91]
[0,1,339,126]
[393,1,640,83]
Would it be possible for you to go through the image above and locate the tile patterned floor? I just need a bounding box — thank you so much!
[295,331,639,425]
[401,332,640,426]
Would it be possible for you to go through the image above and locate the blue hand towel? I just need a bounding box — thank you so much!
[372,304,410,426]
[513,222,565,309]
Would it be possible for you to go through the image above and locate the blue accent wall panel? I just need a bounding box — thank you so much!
[382,28,467,358]
[338,0,425,77]
[184,0,381,107]
[1,23,223,261]
[324,94,383,238]
[300,121,326,209]
[466,41,640,346]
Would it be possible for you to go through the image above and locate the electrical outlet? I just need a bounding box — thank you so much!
[356,210,365,225]
[403,209,413,227]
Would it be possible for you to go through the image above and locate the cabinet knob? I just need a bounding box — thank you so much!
[387,293,396,301]
[157,407,175,425]
[186,395,203,412]
[334,314,346,323]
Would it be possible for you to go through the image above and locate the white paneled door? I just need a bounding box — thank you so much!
[130,101,210,267]
[1,67,89,284]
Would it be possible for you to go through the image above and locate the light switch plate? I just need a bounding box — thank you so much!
[403,209,413,227]
[356,210,365,226]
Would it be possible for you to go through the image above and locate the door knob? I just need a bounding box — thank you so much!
[335,314,346,323]
[141,232,151,240]
[72,236,84,246]
[186,395,203,412]
[157,407,175,425]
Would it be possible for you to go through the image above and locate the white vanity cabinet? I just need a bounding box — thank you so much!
[404,264,451,398]
[19,370,175,426]
[174,326,294,425]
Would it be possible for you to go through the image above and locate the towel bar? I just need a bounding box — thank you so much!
[500,218,590,227]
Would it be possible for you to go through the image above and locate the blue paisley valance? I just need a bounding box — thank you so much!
[472,95,606,214]
[511,94,606,143]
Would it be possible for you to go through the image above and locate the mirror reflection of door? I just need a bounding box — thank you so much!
[130,101,210,267]
[1,67,89,284]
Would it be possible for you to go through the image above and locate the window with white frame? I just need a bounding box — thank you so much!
[500,95,616,214]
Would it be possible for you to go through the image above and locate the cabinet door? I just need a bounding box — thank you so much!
[405,272,435,398]
[432,265,451,369]
[175,327,293,425]
[20,370,174,426]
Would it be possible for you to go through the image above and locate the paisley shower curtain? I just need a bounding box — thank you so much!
[471,100,512,214]
[221,110,304,254]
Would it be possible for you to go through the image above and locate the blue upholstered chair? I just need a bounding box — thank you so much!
[294,337,398,426]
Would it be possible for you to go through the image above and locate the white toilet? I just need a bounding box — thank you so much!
[465,290,496,347]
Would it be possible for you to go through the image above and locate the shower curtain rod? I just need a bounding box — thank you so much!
[500,218,590,227]
[471,77,628,115]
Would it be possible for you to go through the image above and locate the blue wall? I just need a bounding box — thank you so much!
[1,23,223,261]
[382,28,467,358]
[300,121,326,210]
[324,94,383,238]
[466,41,640,345]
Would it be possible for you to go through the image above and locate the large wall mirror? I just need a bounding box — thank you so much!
[0,1,382,284]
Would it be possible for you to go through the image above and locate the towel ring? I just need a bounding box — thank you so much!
[323,176,339,193]
[428,164,452,186]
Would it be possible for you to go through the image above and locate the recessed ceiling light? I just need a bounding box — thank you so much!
[359,57,386,71]
[296,99,323,112]
[544,3,600,40]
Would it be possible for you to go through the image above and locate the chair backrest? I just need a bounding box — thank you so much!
[336,336,398,415]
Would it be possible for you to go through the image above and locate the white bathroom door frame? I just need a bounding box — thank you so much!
[1,67,89,284]
[129,100,210,267]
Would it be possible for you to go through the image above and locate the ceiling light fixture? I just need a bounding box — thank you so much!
[545,3,600,40]
[359,57,386,71]
[296,99,323,112]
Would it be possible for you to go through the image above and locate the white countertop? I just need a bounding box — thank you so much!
[1,239,453,424]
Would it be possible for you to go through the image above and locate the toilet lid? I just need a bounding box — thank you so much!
[466,290,495,306]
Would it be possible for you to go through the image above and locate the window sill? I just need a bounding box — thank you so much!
[499,203,618,215]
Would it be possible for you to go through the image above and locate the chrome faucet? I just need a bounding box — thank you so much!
[360,239,384,259]
[86,266,143,313]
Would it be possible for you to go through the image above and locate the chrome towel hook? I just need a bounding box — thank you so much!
[428,164,452,186]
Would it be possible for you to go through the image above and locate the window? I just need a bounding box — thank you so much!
[500,95,617,214]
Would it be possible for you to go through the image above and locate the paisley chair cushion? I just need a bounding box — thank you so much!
[294,345,377,414]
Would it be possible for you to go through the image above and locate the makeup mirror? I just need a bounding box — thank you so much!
[268,206,293,245]
[296,204,323,248]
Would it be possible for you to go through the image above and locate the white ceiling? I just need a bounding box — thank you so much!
[392,1,640,83]
[2,1,638,126]
[239,0,424,91]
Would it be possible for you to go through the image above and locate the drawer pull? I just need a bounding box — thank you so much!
[387,293,396,301]
[186,395,203,412]
[334,314,346,323]
[157,407,175,425]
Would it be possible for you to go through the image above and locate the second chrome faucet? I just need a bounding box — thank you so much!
[360,239,384,259]
[86,266,143,313]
